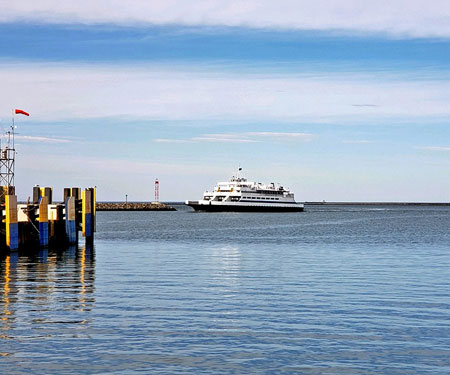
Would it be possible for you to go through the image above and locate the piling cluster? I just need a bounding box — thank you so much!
[1,186,96,252]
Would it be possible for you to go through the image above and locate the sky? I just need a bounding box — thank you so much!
[1,1,450,202]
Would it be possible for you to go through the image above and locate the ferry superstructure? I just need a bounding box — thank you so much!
[185,170,304,212]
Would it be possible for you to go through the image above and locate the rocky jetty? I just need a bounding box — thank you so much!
[96,202,176,211]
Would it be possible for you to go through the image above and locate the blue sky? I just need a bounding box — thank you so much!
[1,1,450,202]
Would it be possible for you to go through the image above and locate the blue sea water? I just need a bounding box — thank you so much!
[1,204,450,374]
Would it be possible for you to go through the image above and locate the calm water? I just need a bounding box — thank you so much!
[1,205,450,374]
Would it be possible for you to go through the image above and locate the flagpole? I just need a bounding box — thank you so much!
[11,109,15,151]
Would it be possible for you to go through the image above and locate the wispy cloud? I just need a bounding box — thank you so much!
[417,146,450,151]
[154,138,190,144]
[14,135,72,143]
[2,1,450,38]
[245,132,314,140]
[155,132,314,144]
[192,135,259,143]
[342,140,373,144]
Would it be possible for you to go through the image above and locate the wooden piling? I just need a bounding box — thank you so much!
[33,185,40,204]
[65,196,77,244]
[63,188,70,202]
[53,204,65,245]
[92,187,96,232]
[82,188,93,242]
[71,187,81,201]
[40,187,52,204]
[39,196,49,247]
[5,194,18,250]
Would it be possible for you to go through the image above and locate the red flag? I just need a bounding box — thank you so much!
[15,109,30,116]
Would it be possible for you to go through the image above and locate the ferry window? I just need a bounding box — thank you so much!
[275,198,279,200]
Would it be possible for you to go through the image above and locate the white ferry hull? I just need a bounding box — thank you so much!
[185,200,304,212]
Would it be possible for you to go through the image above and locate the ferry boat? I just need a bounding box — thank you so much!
[185,169,304,212]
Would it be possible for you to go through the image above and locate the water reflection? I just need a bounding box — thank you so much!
[209,245,242,288]
[0,246,95,345]
[1,254,12,338]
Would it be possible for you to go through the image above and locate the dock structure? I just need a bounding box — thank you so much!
[1,186,96,252]
[0,110,97,252]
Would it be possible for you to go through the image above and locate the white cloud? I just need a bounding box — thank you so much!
[14,135,72,143]
[1,62,450,124]
[2,1,450,38]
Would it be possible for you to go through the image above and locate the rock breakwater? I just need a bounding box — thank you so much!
[96,202,176,211]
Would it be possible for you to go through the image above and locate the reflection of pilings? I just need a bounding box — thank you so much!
[1,256,11,332]
[0,246,96,335]
[75,245,96,312]
[0,253,17,338]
